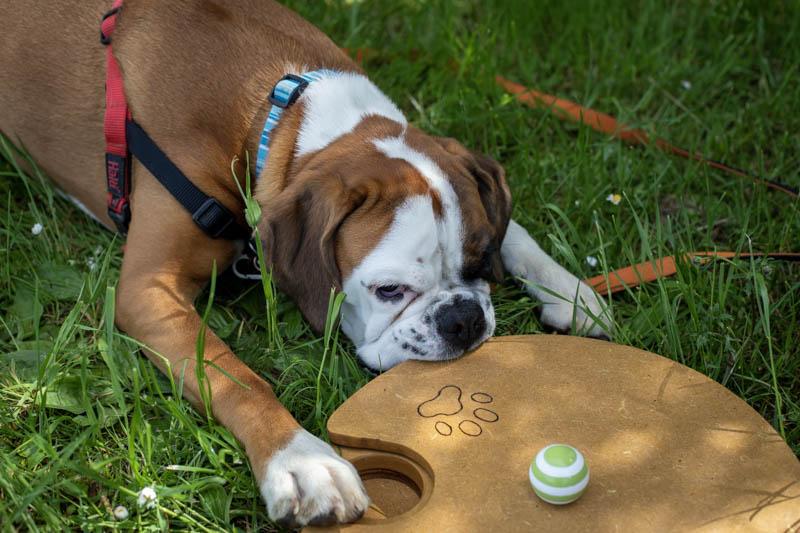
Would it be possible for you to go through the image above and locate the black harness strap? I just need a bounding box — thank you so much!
[126,119,251,240]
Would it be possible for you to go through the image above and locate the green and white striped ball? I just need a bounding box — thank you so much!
[529,444,589,505]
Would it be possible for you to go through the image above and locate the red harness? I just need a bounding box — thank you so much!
[100,0,131,232]
[99,2,249,239]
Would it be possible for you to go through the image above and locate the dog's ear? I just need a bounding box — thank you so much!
[466,149,512,248]
[259,178,362,332]
[434,137,512,282]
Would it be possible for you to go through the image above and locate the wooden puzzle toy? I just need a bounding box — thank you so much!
[307,335,800,532]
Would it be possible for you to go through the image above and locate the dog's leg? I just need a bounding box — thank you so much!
[500,219,613,337]
[115,207,368,527]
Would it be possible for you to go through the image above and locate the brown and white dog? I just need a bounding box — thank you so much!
[0,0,611,526]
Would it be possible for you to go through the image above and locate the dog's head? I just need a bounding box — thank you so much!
[259,115,510,370]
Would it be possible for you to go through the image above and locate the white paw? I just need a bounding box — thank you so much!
[500,220,613,338]
[261,429,369,528]
[538,274,613,338]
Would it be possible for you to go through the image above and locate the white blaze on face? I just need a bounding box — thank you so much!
[372,136,464,277]
[341,195,440,346]
[340,136,495,370]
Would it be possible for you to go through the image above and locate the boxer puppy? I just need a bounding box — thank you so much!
[0,0,611,526]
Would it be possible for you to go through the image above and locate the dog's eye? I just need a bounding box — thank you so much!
[375,284,405,302]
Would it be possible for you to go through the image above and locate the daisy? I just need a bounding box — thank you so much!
[137,486,158,510]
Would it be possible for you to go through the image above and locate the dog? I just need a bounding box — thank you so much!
[0,0,611,526]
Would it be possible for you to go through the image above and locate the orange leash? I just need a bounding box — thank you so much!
[584,252,800,296]
[492,77,799,293]
[494,76,799,198]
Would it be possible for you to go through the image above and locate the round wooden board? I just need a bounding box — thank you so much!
[307,335,800,532]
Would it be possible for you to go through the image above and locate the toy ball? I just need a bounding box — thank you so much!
[529,444,589,505]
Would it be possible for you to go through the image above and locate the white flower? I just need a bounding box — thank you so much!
[112,505,129,520]
[606,193,622,205]
[585,256,599,268]
[85,245,104,272]
[681,80,692,90]
[31,223,44,235]
[137,486,158,509]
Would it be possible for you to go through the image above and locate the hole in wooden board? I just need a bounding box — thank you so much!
[360,468,422,518]
[350,453,425,520]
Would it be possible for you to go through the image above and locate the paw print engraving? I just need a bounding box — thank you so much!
[417,386,499,437]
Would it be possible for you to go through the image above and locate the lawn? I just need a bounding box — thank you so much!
[1,0,798,530]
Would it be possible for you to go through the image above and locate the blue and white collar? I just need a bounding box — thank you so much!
[255,70,333,177]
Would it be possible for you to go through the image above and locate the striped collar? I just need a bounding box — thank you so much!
[255,70,333,177]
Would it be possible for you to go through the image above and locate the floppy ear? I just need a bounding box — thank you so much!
[259,179,362,332]
[435,137,512,282]
[466,149,513,248]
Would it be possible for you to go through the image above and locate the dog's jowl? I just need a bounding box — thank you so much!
[0,0,611,526]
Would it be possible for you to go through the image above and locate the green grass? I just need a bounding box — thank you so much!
[1,0,799,529]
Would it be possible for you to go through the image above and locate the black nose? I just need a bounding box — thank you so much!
[434,299,486,351]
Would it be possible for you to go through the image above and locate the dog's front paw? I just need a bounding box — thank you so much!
[260,429,369,528]
[538,276,613,339]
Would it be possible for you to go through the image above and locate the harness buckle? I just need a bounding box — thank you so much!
[268,74,310,108]
[192,198,237,239]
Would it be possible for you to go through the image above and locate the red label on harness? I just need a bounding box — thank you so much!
[107,160,119,188]
[105,153,128,196]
